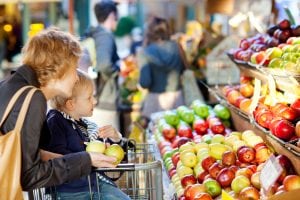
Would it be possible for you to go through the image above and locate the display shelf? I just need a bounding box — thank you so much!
[227,53,300,96]
[206,85,300,174]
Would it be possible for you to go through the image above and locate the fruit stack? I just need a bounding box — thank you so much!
[222,75,300,143]
[153,100,300,199]
[230,19,300,64]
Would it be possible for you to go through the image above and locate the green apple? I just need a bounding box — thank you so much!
[104,144,125,165]
[266,47,283,60]
[164,110,180,126]
[86,141,106,153]
[191,100,210,118]
[203,178,222,197]
[268,58,282,68]
[213,104,231,120]
[231,175,251,194]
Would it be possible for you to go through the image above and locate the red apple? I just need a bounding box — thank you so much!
[158,141,171,150]
[177,124,193,139]
[277,168,287,184]
[237,146,256,163]
[168,167,177,178]
[271,119,295,141]
[197,171,209,184]
[235,168,254,179]
[181,174,197,188]
[290,98,300,116]
[216,168,235,187]
[188,184,207,200]
[278,107,298,121]
[246,165,257,173]
[255,146,272,163]
[296,121,300,138]
[172,137,191,148]
[228,165,239,174]
[235,96,247,108]
[194,192,213,200]
[184,185,193,200]
[201,156,217,172]
[255,109,274,129]
[227,90,241,105]
[240,39,250,50]
[162,124,177,140]
[239,186,260,200]
[222,151,236,166]
[240,76,253,84]
[193,118,208,135]
[172,152,180,167]
[278,19,291,30]
[208,162,223,179]
[283,175,300,191]
[276,154,294,174]
[239,83,254,98]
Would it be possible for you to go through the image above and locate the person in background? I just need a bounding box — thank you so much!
[45,70,130,200]
[139,16,185,119]
[86,0,121,130]
[0,28,116,191]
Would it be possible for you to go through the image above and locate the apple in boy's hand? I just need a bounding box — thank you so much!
[104,144,125,165]
[86,141,106,153]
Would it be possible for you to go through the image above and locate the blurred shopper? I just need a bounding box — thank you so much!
[45,71,130,200]
[86,0,120,129]
[0,28,117,191]
[139,17,185,119]
[0,20,6,72]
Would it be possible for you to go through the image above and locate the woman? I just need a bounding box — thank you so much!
[139,17,185,118]
[0,28,116,191]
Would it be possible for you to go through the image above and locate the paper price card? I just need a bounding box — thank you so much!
[260,155,283,191]
[221,190,235,200]
[249,78,261,116]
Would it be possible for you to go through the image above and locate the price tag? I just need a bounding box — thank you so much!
[249,78,261,115]
[267,75,277,106]
[260,155,283,191]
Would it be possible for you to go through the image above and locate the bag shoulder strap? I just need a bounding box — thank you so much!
[177,42,189,70]
[14,88,38,132]
[0,86,34,127]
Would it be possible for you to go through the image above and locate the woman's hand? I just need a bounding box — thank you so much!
[98,125,122,143]
[88,152,117,168]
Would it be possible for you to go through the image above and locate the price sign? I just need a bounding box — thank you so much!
[249,78,261,115]
[260,155,283,191]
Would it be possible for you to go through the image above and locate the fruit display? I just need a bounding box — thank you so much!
[120,56,145,106]
[151,100,299,199]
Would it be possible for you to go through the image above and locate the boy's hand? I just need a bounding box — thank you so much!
[98,125,122,143]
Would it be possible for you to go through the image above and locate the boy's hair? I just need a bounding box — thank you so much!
[50,70,94,110]
[22,27,82,87]
[94,0,117,23]
[145,17,170,45]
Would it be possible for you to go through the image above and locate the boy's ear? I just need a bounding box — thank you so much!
[65,99,74,110]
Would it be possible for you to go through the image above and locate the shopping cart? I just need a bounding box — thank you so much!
[27,142,163,200]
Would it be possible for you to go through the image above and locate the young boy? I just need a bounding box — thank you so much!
[45,70,131,200]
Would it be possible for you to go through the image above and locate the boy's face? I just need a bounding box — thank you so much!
[72,85,96,118]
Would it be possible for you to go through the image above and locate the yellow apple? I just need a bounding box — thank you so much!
[180,151,197,168]
[211,134,225,144]
[242,130,256,141]
[209,143,227,160]
[179,142,195,153]
[230,131,242,139]
[104,144,125,165]
[177,165,193,179]
[86,141,106,153]
[194,142,209,152]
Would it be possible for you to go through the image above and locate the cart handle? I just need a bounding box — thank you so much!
[95,163,135,172]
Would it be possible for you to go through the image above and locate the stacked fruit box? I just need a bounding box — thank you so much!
[151,99,300,200]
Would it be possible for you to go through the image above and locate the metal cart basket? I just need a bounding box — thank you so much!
[28,142,163,200]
